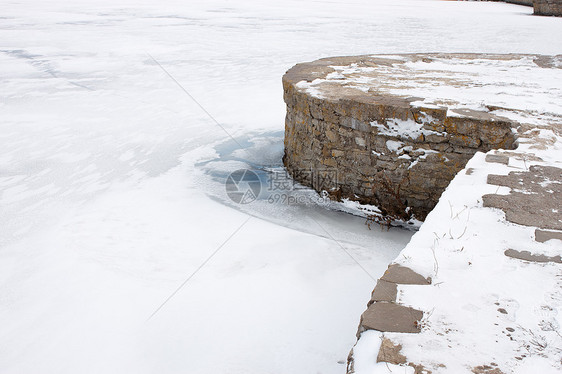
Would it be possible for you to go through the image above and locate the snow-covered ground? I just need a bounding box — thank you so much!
[0,1,561,373]
[353,148,562,374]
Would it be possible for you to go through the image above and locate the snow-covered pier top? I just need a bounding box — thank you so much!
[282,54,562,373]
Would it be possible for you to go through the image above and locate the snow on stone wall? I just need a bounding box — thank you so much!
[282,55,518,221]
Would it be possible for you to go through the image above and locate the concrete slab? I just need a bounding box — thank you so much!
[360,302,423,333]
[381,264,431,285]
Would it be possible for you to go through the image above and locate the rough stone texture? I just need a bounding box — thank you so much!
[368,280,398,305]
[380,264,431,285]
[535,229,562,243]
[283,54,521,220]
[360,302,423,333]
[534,0,562,16]
[504,249,562,263]
[483,165,562,231]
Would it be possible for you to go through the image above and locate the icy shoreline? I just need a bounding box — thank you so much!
[1,1,561,373]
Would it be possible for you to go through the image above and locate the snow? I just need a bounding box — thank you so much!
[386,140,405,153]
[374,117,439,140]
[352,331,415,374]
[1,0,561,373]
[297,55,562,119]
[296,79,326,98]
[385,153,562,373]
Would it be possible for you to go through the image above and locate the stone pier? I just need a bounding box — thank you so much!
[282,54,548,220]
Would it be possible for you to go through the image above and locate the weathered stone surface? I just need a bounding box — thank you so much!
[504,249,562,263]
[360,302,423,333]
[369,280,398,305]
[381,264,431,285]
[483,165,562,230]
[283,54,521,221]
[534,0,562,16]
[535,229,562,243]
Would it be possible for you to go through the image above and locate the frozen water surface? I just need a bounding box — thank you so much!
[0,0,561,373]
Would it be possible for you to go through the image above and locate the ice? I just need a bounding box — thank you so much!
[1,0,561,373]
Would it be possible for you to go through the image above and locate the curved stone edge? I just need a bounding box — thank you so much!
[282,54,519,221]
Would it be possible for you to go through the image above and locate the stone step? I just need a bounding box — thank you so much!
[368,279,398,305]
[360,302,423,333]
[380,264,431,285]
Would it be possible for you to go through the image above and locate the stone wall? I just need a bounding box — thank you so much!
[282,56,518,221]
[534,0,562,15]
